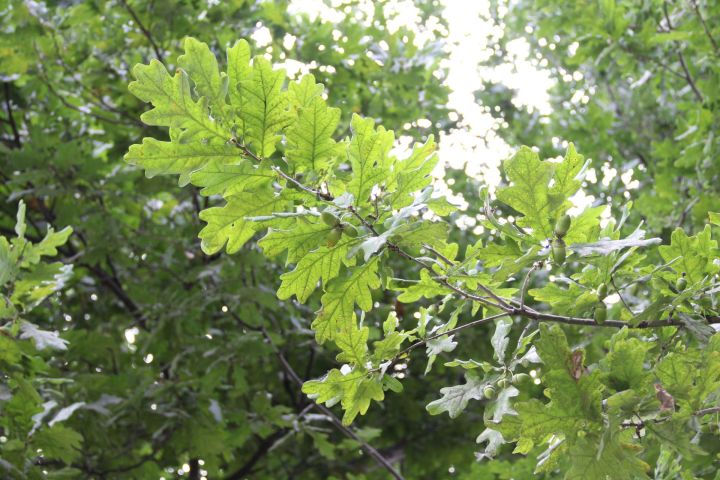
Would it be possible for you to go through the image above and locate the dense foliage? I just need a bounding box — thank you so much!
[1,1,719,479]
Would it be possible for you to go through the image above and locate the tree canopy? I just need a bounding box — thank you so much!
[1,1,719,479]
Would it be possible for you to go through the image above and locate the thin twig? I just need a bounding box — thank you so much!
[689,0,719,54]
[695,406,720,416]
[119,0,165,63]
[3,83,21,148]
[379,311,511,371]
[610,275,634,314]
[261,327,405,480]
[677,196,700,227]
[422,243,455,267]
[245,146,720,331]
[520,262,540,309]
[621,405,720,430]
[662,1,704,102]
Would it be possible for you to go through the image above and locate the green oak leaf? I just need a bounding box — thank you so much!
[177,37,228,116]
[313,258,380,344]
[242,57,291,158]
[198,192,283,254]
[259,219,334,264]
[125,138,238,186]
[129,59,229,142]
[497,146,555,240]
[426,374,485,418]
[190,158,274,196]
[277,239,357,303]
[346,114,394,204]
[286,75,340,172]
[389,136,438,208]
[659,225,718,284]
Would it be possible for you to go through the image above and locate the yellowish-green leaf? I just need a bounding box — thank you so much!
[389,135,437,208]
[496,147,555,240]
[129,59,228,142]
[242,57,290,157]
[125,138,237,185]
[313,257,380,343]
[277,239,356,303]
[198,192,283,254]
[190,159,274,196]
[346,114,394,204]
[286,78,340,172]
[177,37,227,115]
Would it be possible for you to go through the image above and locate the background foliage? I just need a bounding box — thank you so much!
[1,1,719,479]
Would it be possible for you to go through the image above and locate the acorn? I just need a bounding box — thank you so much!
[554,214,571,238]
[597,283,608,299]
[341,223,359,238]
[511,373,530,385]
[675,273,687,292]
[326,227,342,247]
[497,377,510,389]
[552,237,567,266]
[483,386,497,400]
[321,211,340,227]
[594,302,607,325]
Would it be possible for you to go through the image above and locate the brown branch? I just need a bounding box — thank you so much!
[35,64,130,126]
[694,406,720,416]
[269,335,405,480]
[224,429,289,480]
[520,262,540,309]
[662,1,704,102]
[3,82,21,148]
[610,275,634,314]
[689,0,719,54]
[621,405,720,430]
[225,307,404,479]
[422,243,454,267]
[247,145,720,332]
[377,311,511,372]
[119,0,165,63]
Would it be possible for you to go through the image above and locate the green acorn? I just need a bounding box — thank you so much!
[552,237,567,266]
[321,211,340,227]
[594,302,607,325]
[483,386,497,400]
[676,273,687,292]
[497,377,509,389]
[554,214,571,238]
[576,429,587,439]
[342,223,359,238]
[326,227,342,247]
[597,283,608,299]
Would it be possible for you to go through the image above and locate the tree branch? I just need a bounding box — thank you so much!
[3,82,21,148]
[238,142,720,332]
[119,0,165,63]
[268,334,405,480]
[689,0,719,55]
[378,311,511,372]
[662,1,704,102]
